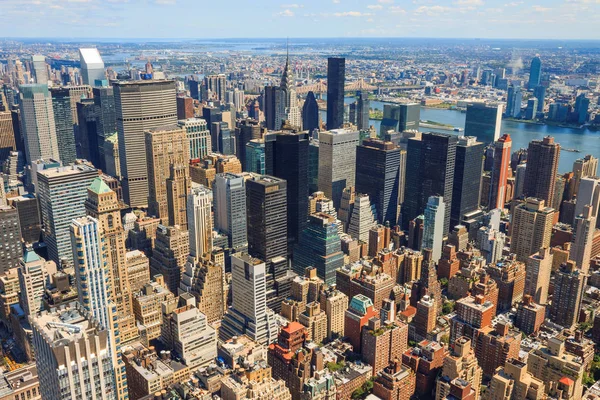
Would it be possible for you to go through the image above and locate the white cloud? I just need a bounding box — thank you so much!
[390,6,406,13]
[378,0,394,3]
[155,0,175,4]
[454,0,483,4]
[278,9,295,16]
[367,4,383,9]
[532,4,551,11]
[281,3,303,8]
[334,11,373,16]
[414,5,449,15]
[332,0,340,3]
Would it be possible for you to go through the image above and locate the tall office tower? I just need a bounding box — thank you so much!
[246,174,287,266]
[77,98,101,166]
[528,56,542,90]
[79,48,105,85]
[404,132,457,233]
[104,133,120,177]
[422,196,446,263]
[264,86,286,131]
[523,136,560,206]
[572,155,598,196]
[302,91,319,132]
[176,96,194,120]
[166,163,190,229]
[308,138,320,193]
[318,129,359,209]
[145,125,189,222]
[524,248,552,305]
[85,177,137,342]
[549,261,585,329]
[347,193,376,243]
[114,80,177,208]
[37,164,97,267]
[355,138,400,225]
[327,57,345,130]
[213,121,235,155]
[32,302,118,400]
[178,118,211,161]
[380,103,420,136]
[92,86,116,157]
[570,205,596,273]
[246,139,266,174]
[489,134,512,209]
[202,106,222,147]
[220,253,278,345]
[49,88,77,165]
[188,185,213,260]
[0,111,16,161]
[356,91,370,131]
[268,131,308,245]
[18,247,55,317]
[534,85,546,113]
[19,84,59,162]
[31,55,48,85]
[279,54,302,129]
[203,74,226,101]
[150,225,190,294]
[70,216,127,399]
[574,177,600,224]
[435,337,482,400]
[510,198,555,261]
[514,163,527,199]
[235,119,262,169]
[0,205,22,272]
[451,136,484,228]
[293,213,344,285]
[214,173,247,252]
[505,84,523,118]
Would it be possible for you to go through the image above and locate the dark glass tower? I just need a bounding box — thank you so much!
[76,99,102,168]
[464,103,501,145]
[356,91,370,131]
[534,85,546,113]
[302,91,319,132]
[264,86,285,131]
[326,57,345,130]
[355,138,400,225]
[379,103,420,136]
[528,56,542,90]
[50,88,77,165]
[235,118,261,168]
[451,136,484,228]
[293,213,344,285]
[403,132,457,234]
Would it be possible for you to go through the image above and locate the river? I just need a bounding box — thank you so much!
[318,97,600,173]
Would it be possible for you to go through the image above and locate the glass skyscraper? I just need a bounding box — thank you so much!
[463,102,502,145]
[527,56,542,90]
[326,57,345,130]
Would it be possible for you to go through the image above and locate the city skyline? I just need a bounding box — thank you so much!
[3,0,600,40]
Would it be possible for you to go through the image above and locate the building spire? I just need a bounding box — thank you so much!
[280,38,293,93]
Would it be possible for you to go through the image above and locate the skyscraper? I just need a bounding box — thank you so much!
[280,53,302,129]
[264,86,285,131]
[92,86,116,157]
[451,136,484,228]
[549,261,585,329]
[220,253,278,345]
[510,198,555,262]
[302,91,319,132]
[178,118,211,161]
[19,84,60,162]
[79,48,106,85]
[318,129,359,209]
[0,111,16,161]
[246,139,266,174]
[214,173,248,251]
[380,103,420,136]
[528,56,542,90]
[18,247,55,317]
[489,134,512,209]
[506,84,523,118]
[37,164,97,267]
[355,91,370,131]
[572,155,598,197]
[533,85,546,114]
[422,196,446,262]
[114,80,177,208]
[524,248,552,305]
[570,205,596,273]
[463,103,502,144]
[0,205,22,272]
[235,118,262,169]
[145,125,189,222]
[293,213,344,285]
[523,136,560,206]
[327,57,345,130]
[355,138,401,225]
[150,224,190,294]
[32,302,118,400]
[203,74,226,102]
[50,88,77,165]
[403,132,457,234]
[31,55,48,85]
[187,185,213,260]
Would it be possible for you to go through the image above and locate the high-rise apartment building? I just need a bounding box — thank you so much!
[79,48,105,85]
[463,103,502,144]
[204,74,226,102]
[523,136,560,206]
[510,198,555,261]
[178,118,211,161]
[570,204,596,273]
[319,286,348,340]
[486,358,545,400]
[435,337,482,400]
[318,129,359,209]
[404,132,457,233]
[32,302,118,400]
[214,173,247,251]
[355,138,401,225]
[0,111,16,161]
[150,225,190,294]
[179,257,224,324]
[187,185,213,260]
[327,57,345,130]
[0,205,22,272]
[524,248,552,305]
[19,84,59,162]
[451,136,484,228]
[489,134,512,209]
[37,164,97,267]
[572,155,597,196]
[49,88,77,165]
[114,80,177,208]
[145,125,189,222]
[422,196,446,263]
[18,248,56,317]
[550,261,586,329]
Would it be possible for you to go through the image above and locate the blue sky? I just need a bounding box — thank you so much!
[1,0,599,40]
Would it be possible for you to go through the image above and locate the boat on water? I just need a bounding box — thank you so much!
[563,148,581,153]
[454,127,464,132]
